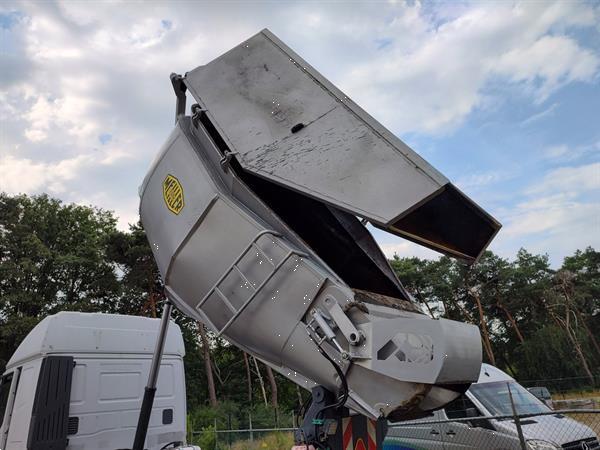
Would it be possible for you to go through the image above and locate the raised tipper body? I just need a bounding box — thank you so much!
[139,29,501,422]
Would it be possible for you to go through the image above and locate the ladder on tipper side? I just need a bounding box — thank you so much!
[196,230,308,336]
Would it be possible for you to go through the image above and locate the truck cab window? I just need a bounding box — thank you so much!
[0,373,14,427]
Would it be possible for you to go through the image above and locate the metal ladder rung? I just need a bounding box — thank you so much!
[251,242,275,267]
[214,287,237,313]
[196,230,282,310]
[217,251,295,336]
[232,264,257,292]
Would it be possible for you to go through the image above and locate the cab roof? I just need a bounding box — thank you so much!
[6,311,185,370]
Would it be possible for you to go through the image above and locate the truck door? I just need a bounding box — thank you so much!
[27,356,74,450]
[0,370,20,449]
[439,394,519,449]
[385,411,445,450]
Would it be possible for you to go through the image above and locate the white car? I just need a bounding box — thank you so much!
[385,364,599,450]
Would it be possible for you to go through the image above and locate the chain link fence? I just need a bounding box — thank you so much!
[190,410,600,450]
[188,410,296,449]
[385,410,600,449]
[521,375,600,411]
[188,376,600,449]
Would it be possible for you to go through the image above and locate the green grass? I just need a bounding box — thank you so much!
[230,432,294,450]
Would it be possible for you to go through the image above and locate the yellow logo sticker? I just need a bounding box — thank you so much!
[163,174,184,215]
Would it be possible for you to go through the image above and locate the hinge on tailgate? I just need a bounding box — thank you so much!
[219,150,239,172]
[190,104,239,172]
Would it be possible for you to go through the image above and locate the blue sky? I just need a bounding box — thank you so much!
[1,1,599,266]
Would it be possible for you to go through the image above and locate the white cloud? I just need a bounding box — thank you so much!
[495,35,599,102]
[520,102,559,127]
[527,162,600,195]
[0,154,94,194]
[496,193,600,263]
[22,93,103,142]
[342,2,599,133]
[456,171,511,190]
[543,144,570,159]
[503,193,579,237]
[542,141,600,162]
[1,0,599,242]
[493,162,600,265]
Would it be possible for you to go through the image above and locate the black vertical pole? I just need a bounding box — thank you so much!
[133,301,173,450]
[507,382,527,450]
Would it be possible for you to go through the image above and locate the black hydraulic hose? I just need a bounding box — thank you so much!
[298,393,312,423]
[302,331,350,448]
[314,345,349,418]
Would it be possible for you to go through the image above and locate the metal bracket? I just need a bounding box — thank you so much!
[190,103,205,128]
[294,386,341,446]
[170,73,187,124]
[306,308,349,360]
[324,298,364,347]
[219,150,239,172]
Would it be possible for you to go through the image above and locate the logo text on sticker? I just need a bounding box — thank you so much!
[163,174,184,215]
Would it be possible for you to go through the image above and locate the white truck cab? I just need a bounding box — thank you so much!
[0,312,194,450]
[385,363,599,449]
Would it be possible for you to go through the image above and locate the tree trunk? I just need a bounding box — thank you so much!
[452,298,475,323]
[469,288,496,366]
[296,385,304,409]
[252,356,269,407]
[415,287,435,318]
[496,301,525,343]
[549,309,595,384]
[198,322,218,407]
[574,307,600,358]
[265,365,279,409]
[243,352,253,404]
[140,291,158,318]
[565,321,595,384]
[557,277,595,383]
[149,293,157,318]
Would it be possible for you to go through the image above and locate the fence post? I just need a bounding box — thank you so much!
[227,413,232,450]
[249,411,254,443]
[214,418,218,448]
[507,383,527,450]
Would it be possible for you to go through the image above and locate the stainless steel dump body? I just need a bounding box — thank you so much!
[140,29,499,421]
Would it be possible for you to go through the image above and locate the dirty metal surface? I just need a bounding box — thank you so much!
[184,29,500,262]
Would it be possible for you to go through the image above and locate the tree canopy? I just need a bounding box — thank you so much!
[1,192,598,427]
[390,248,600,386]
